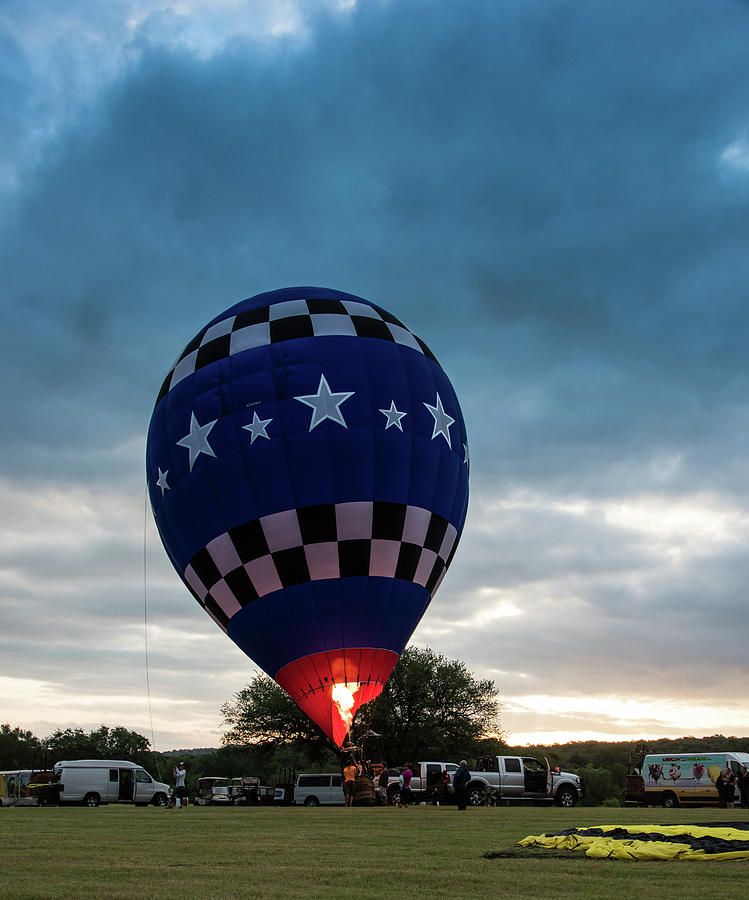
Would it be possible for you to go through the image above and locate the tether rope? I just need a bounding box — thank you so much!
[143,483,162,781]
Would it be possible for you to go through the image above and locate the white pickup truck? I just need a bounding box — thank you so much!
[465,755,584,807]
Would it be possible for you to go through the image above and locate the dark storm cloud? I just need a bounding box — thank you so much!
[2,0,747,487]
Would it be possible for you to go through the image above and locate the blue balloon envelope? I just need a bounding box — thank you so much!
[146,287,469,744]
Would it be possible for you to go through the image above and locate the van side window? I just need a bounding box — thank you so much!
[109,770,118,782]
[299,775,329,788]
[331,775,342,787]
[505,759,521,773]
[134,770,152,783]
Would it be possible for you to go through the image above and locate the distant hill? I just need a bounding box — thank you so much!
[161,748,219,757]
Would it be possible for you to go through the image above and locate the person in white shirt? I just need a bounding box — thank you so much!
[173,762,187,808]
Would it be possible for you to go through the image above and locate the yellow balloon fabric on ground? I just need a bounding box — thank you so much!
[518,824,749,861]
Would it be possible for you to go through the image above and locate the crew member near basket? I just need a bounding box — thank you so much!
[343,758,358,807]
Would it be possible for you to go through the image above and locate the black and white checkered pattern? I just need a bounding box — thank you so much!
[183,501,459,631]
[157,297,437,402]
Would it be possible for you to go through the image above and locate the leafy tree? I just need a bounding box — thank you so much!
[221,675,340,770]
[0,724,41,768]
[221,646,504,766]
[577,764,621,806]
[222,676,326,745]
[45,726,152,766]
[367,646,503,762]
[179,744,325,787]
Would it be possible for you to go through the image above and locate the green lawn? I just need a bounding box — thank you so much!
[1,804,746,898]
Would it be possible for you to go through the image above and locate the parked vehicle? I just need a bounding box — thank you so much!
[626,751,749,808]
[53,759,169,807]
[294,773,344,806]
[194,777,232,805]
[1,769,62,807]
[0,771,34,807]
[230,776,262,804]
[257,784,276,804]
[273,765,297,805]
[465,756,584,807]
[386,762,459,805]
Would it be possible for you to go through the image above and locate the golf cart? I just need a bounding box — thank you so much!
[194,777,232,805]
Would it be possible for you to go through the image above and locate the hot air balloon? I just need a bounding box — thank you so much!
[146,287,469,745]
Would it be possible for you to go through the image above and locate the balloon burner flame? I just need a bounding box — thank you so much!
[331,682,359,732]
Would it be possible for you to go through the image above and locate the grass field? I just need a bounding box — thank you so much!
[1,804,747,899]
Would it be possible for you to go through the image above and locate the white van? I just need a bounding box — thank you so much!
[639,751,749,808]
[294,773,345,806]
[54,759,170,807]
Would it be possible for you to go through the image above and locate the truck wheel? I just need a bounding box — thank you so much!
[661,792,678,809]
[467,784,485,806]
[152,793,168,807]
[83,792,101,807]
[304,796,320,807]
[388,789,401,806]
[555,788,578,808]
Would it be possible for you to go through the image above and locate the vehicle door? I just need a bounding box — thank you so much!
[106,768,120,802]
[499,758,524,797]
[320,775,336,803]
[425,764,443,799]
[522,758,548,796]
[296,774,325,804]
[133,769,155,802]
[331,774,344,804]
[118,768,135,801]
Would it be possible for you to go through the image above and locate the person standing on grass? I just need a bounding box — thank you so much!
[343,758,358,807]
[400,765,413,808]
[453,760,471,811]
[740,765,749,809]
[725,770,737,809]
[715,769,727,809]
[173,762,187,808]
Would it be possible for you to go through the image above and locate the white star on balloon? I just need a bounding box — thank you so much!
[243,411,273,443]
[463,443,470,466]
[177,412,217,470]
[424,393,455,448]
[295,374,354,431]
[156,467,170,497]
[379,400,407,431]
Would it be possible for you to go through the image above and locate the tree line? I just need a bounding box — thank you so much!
[3,646,747,806]
[0,724,153,772]
[5,723,746,806]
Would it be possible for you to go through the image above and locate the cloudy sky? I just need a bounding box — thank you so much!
[2,0,749,751]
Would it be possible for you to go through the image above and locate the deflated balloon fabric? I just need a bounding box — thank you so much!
[513,823,749,860]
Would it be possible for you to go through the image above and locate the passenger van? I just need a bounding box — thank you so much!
[636,751,749,808]
[54,759,170,807]
[294,773,345,806]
